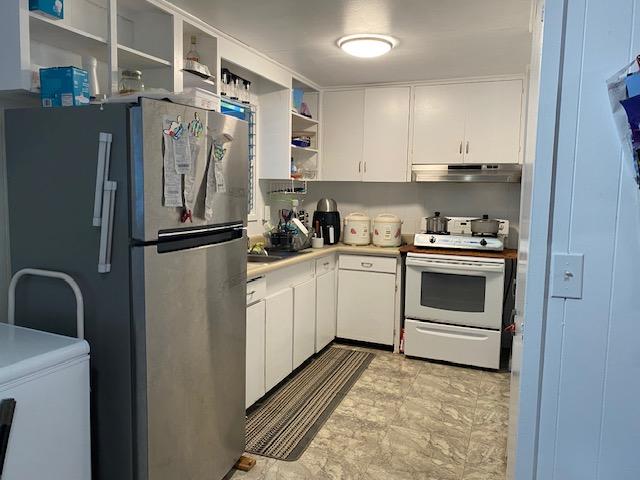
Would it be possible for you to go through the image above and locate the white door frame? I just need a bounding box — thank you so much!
[512,0,568,478]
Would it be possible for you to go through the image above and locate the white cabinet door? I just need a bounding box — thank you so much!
[337,270,395,345]
[321,89,364,181]
[293,277,316,369]
[315,270,336,352]
[362,87,411,182]
[464,80,523,164]
[265,288,294,391]
[246,301,266,408]
[412,84,467,165]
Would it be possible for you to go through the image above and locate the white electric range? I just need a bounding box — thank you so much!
[403,217,511,370]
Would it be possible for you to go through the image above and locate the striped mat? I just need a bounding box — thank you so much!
[245,346,374,461]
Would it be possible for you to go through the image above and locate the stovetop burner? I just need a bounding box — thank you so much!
[425,230,449,235]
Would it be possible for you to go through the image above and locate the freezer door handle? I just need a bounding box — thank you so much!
[92,133,113,227]
[98,181,117,273]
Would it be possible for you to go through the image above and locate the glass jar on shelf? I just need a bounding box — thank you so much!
[242,80,252,104]
[119,70,144,94]
[230,75,241,100]
[220,68,231,96]
[185,35,200,63]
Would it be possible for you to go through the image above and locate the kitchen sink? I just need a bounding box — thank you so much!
[247,250,311,263]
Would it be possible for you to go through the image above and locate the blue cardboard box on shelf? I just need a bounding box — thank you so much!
[29,0,64,19]
[40,67,90,107]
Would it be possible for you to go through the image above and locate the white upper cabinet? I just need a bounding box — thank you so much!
[412,80,523,165]
[412,84,467,165]
[464,80,523,164]
[322,87,411,182]
[321,89,364,181]
[362,87,411,182]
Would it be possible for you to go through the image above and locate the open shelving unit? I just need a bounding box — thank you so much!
[117,44,172,70]
[290,78,320,181]
[181,20,219,96]
[29,13,108,62]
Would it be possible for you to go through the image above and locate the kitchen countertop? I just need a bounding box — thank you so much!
[399,244,518,260]
[247,243,401,278]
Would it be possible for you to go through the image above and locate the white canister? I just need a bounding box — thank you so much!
[343,212,371,245]
[372,213,403,247]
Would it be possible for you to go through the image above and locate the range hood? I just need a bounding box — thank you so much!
[411,164,522,183]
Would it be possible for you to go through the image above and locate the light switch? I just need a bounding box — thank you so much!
[551,253,584,299]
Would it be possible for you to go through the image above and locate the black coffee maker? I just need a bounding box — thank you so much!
[312,198,340,245]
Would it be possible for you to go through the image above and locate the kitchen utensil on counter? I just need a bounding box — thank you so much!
[372,213,403,247]
[311,236,324,248]
[312,198,341,245]
[470,215,501,236]
[425,212,450,234]
[267,208,311,251]
[343,212,371,246]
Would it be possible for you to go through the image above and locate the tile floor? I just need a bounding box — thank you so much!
[232,344,510,480]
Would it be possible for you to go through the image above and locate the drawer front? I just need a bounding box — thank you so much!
[339,254,396,274]
[246,276,267,305]
[404,319,500,369]
[266,261,315,295]
[315,255,337,274]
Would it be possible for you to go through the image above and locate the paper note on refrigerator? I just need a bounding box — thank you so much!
[183,134,201,211]
[162,132,183,207]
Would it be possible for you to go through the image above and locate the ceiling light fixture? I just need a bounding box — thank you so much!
[337,34,396,58]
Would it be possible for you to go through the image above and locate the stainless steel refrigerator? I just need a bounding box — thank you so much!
[5,98,248,480]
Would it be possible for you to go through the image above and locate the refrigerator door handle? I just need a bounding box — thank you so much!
[92,133,113,227]
[98,181,117,273]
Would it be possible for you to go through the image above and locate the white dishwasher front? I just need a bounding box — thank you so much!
[337,255,396,346]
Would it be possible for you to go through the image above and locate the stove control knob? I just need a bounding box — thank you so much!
[480,238,488,247]
[429,236,436,244]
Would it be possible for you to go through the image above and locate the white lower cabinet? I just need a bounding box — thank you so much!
[265,288,294,391]
[315,270,336,352]
[246,300,266,408]
[337,256,396,345]
[293,277,317,369]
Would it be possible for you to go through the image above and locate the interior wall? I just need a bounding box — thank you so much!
[299,181,522,248]
[535,0,640,478]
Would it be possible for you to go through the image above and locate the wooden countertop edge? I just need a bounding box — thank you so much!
[398,245,518,260]
[247,243,401,278]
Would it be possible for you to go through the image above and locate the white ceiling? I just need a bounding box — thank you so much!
[171,0,533,87]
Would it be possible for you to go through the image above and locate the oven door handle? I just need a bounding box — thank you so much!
[406,258,504,273]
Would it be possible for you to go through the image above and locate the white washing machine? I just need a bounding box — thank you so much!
[0,323,91,480]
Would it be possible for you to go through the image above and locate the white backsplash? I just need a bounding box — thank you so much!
[301,182,522,248]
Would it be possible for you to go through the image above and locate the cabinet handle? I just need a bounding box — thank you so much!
[361,262,373,268]
[466,141,470,154]
[459,142,463,154]
[323,262,330,267]
[247,290,256,296]
[364,162,367,173]
[358,161,362,173]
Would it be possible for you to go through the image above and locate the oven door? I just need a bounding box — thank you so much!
[405,254,505,329]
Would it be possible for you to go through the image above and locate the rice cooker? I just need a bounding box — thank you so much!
[343,212,371,245]
[372,214,403,247]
